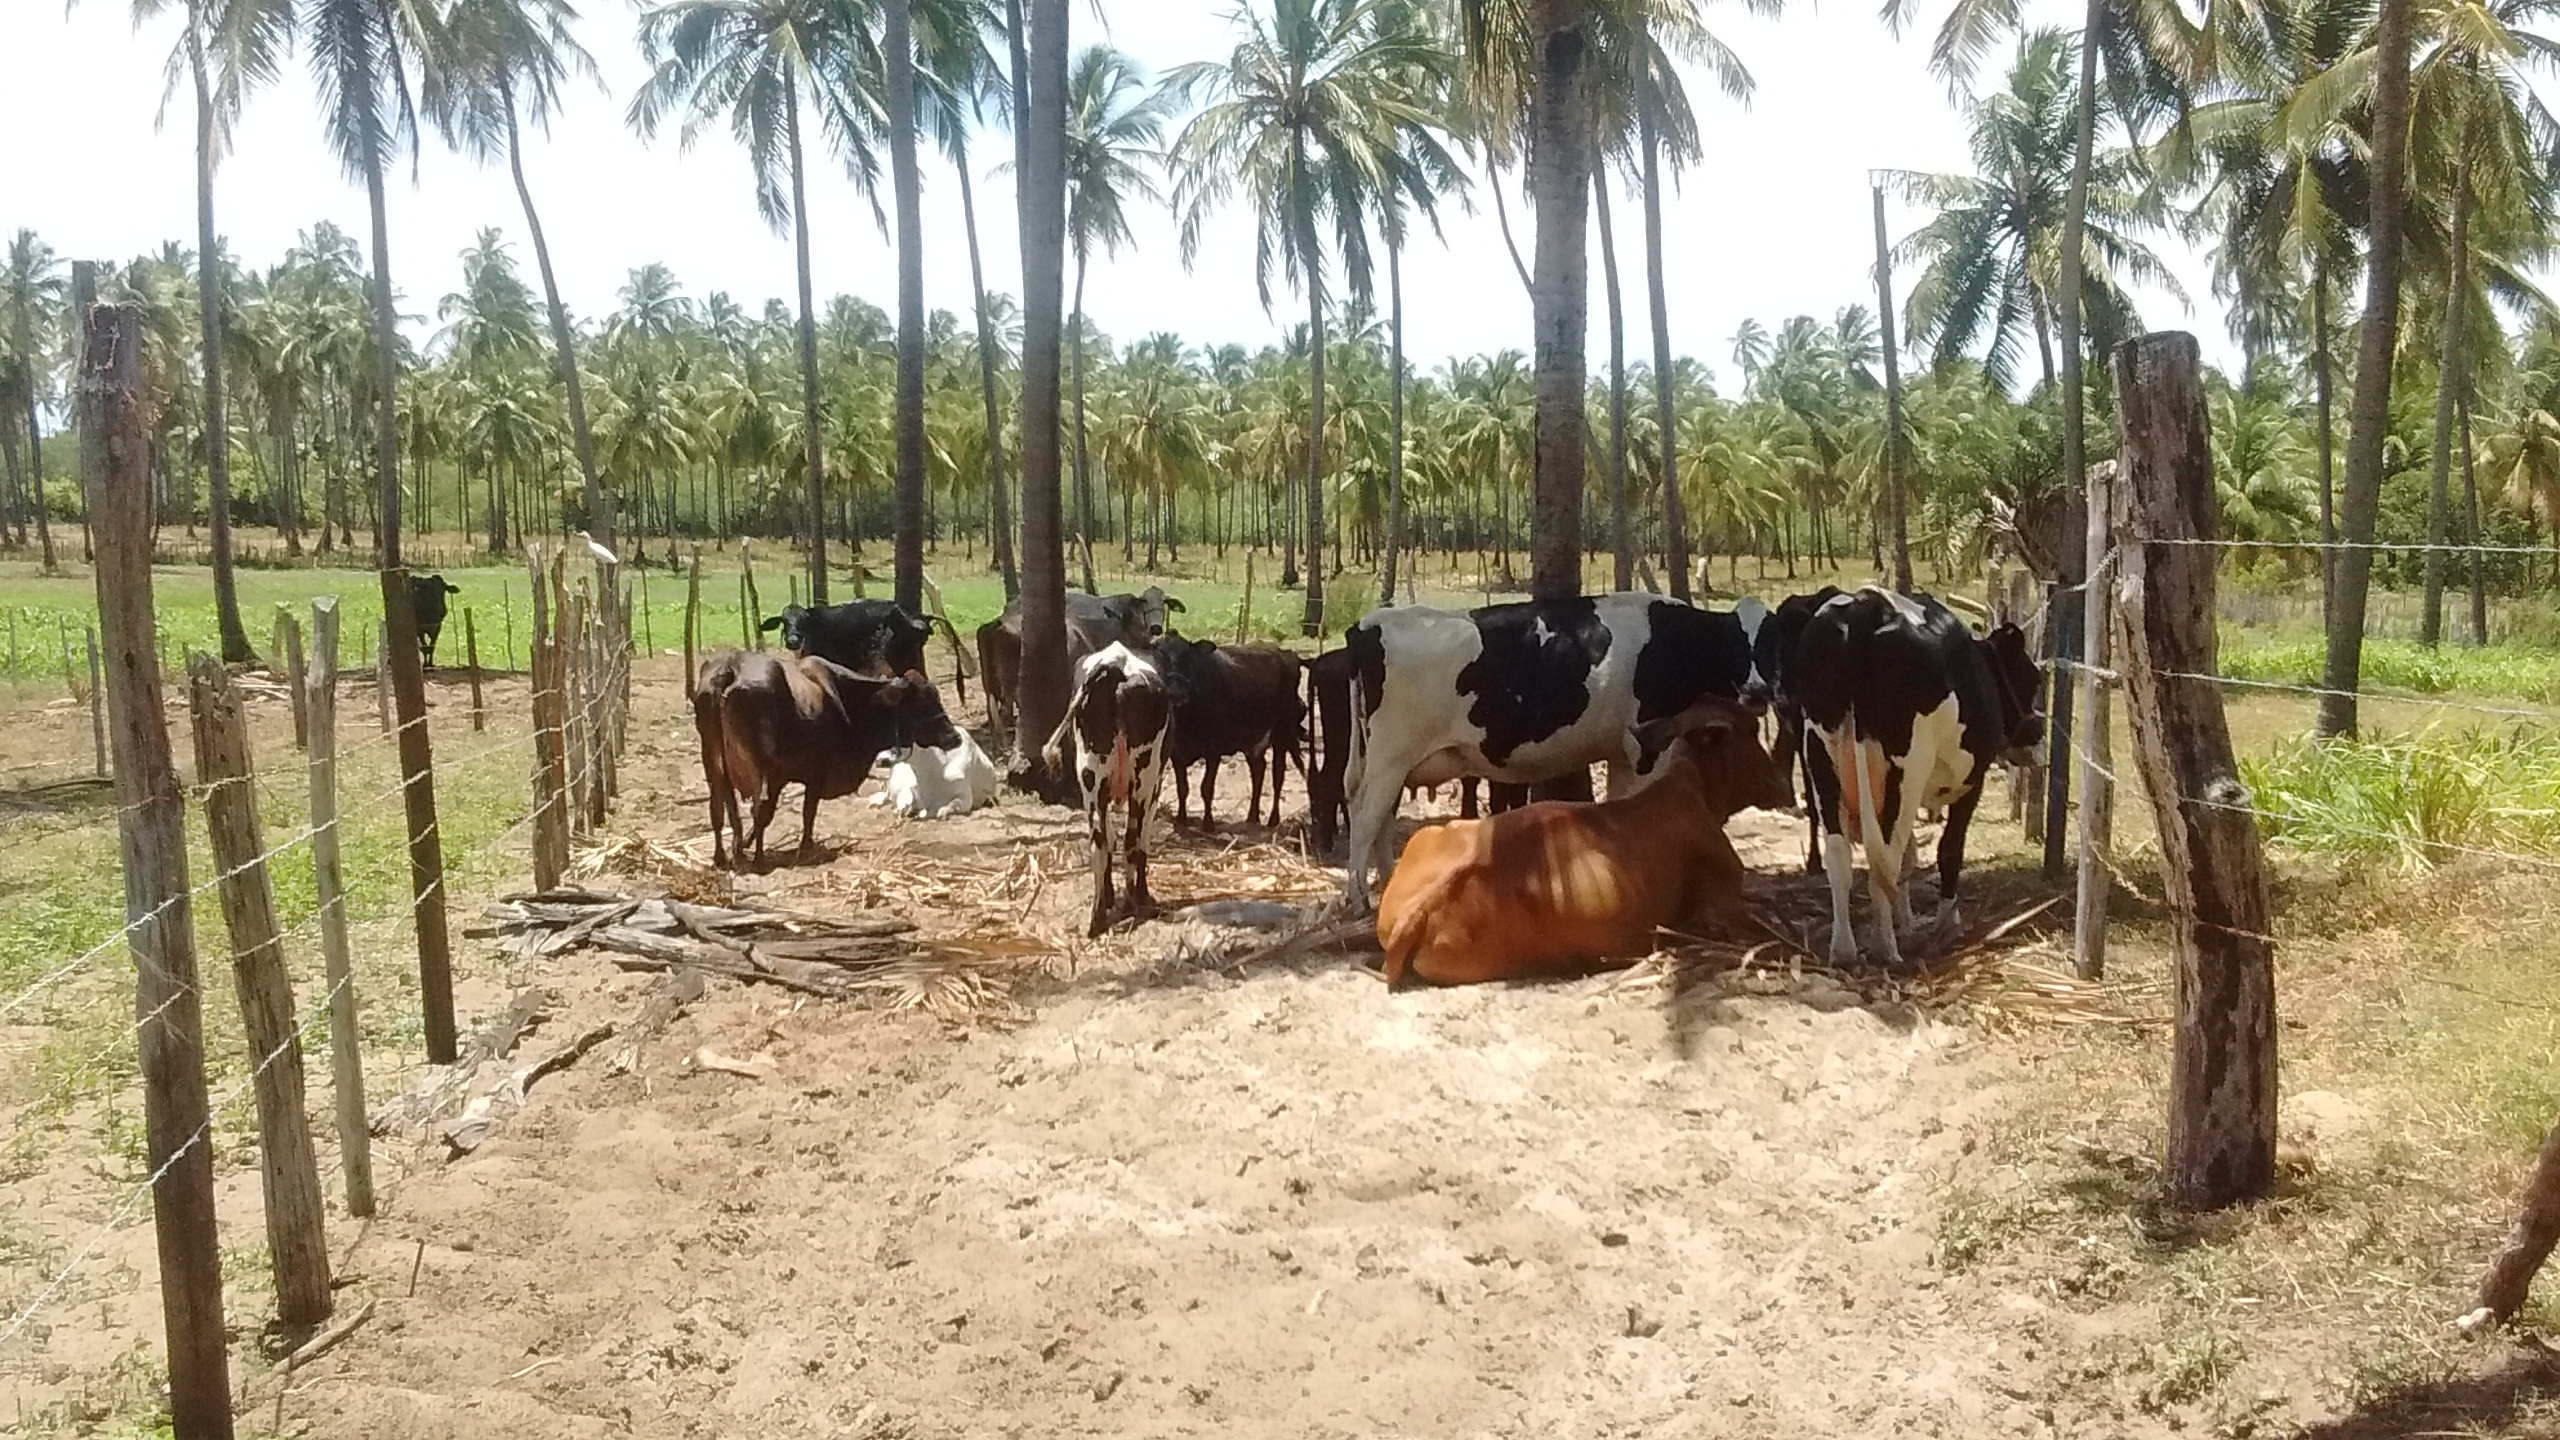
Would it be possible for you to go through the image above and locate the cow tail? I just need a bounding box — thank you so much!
[1344,666,1371,806]
[1846,711,1892,890]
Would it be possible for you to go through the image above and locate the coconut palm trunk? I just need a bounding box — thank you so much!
[2321,0,2416,739]
[785,73,829,605]
[959,159,1018,599]
[2314,254,2336,632]
[1641,97,1685,601]
[1874,184,1912,594]
[1382,231,1406,605]
[1016,0,1074,778]
[1070,255,1098,592]
[1300,185,1327,637]
[503,89,610,555]
[188,26,254,661]
[888,0,927,611]
[2462,389,2486,643]
[1595,158,1630,593]
[2422,143,2470,649]
[16,315,53,573]
[1527,0,1589,600]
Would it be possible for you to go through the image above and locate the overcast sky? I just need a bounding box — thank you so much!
[0,0,2234,384]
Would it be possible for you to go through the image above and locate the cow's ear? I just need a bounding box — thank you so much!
[1163,597,1186,613]
[758,616,783,633]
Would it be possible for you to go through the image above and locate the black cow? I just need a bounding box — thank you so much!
[1157,636,1304,828]
[411,574,461,668]
[977,587,1183,744]
[762,600,940,679]
[693,650,964,870]
[1793,587,2041,968]
[1336,593,1770,906]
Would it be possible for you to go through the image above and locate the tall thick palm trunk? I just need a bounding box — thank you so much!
[2043,0,2100,876]
[1641,97,1685,601]
[2422,143,2471,648]
[1595,159,1630,593]
[959,159,1018,599]
[2321,0,2416,738]
[1302,244,1327,637]
[2462,390,2486,643]
[1527,0,1589,600]
[2314,254,2336,632]
[1874,184,1911,593]
[1015,0,1074,780]
[17,314,53,572]
[190,29,253,661]
[505,91,609,554]
[887,0,927,611]
[785,74,829,605]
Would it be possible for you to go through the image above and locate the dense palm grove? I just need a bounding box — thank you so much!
[3,0,2559,731]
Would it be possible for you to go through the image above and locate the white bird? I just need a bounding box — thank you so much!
[580,530,620,568]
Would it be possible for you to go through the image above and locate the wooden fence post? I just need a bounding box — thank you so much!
[742,540,763,648]
[187,656,333,1327]
[502,581,515,673]
[86,625,106,777]
[1239,551,1254,643]
[374,623,391,737]
[275,607,309,752]
[639,568,652,654]
[526,546,569,892]
[683,547,702,698]
[84,298,236,1439]
[464,608,486,734]
[2109,331,2277,1211]
[379,567,457,1066]
[305,599,372,1218]
[2074,459,2116,981]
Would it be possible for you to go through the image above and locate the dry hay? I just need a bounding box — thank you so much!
[573,833,735,905]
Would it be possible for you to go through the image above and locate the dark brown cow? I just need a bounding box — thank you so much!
[978,587,1182,742]
[1158,636,1304,828]
[693,650,962,869]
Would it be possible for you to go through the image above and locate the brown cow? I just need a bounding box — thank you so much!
[694,650,962,869]
[1375,696,1790,989]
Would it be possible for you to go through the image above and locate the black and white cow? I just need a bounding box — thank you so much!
[411,574,461,668]
[1337,593,1770,907]
[1793,587,2042,968]
[980,586,1184,744]
[1753,585,1844,873]
[1041,641,1172,936]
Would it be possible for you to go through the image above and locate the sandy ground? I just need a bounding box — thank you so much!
[238,688,2164,1440]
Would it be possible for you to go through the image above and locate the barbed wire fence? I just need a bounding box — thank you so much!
[2,295,634,1440]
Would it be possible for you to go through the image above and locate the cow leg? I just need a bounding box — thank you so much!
[1934,783,1985,938]
[1806,726,1861,968]
[748,783,780,869]
[1268,739,1287,823]
[1124,777,1154,920]
[799,783,823,861]
[1243,748,1266,826]
[1172,761,1192,827]
[1458,779,1479,819]
[1341,755,1419,909]
[1200,757,1220,833]
[1799,745,1823,875]
[1874,763,1917,949]
[1086,781,1116,938]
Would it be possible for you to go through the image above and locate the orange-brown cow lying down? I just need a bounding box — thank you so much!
[1376,697,1791,988]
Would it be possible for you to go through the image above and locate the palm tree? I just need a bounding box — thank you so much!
[422,0,615,551]
[2320,0,2415,738]
[1365,0,1462,606]
[1168,0,1441,633]
[882,0,928,608]
[1056,44,1166,595]
[1,231,63,572]
[1012,0,1074,776]
[632,0,871,603]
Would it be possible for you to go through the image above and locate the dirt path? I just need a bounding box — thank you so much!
[288,764,2117,1440]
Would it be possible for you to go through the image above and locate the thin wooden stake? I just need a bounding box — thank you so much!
[683,547,702,698]
[464,608,485,733]
[86,625,105,777]
[380,568,457,1066]
[189,654,333,1328]
[276,608,308,752]
[2074,458,2115,981]
[84,297,235,1439]
[305,599,372,1218]
[374,622,391,736]
[526,545,568,892]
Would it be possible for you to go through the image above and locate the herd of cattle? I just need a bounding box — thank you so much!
[666,579,2045,983]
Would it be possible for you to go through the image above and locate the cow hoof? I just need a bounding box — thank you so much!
[1827,935,1861,970]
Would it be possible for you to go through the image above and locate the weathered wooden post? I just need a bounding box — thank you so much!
[2109,331,2277,1211]
[501,581,516,672]
[2021,579,2052,843]
[374,622,391,736]
[526,546,569,892]
[188,656,333,1327]
[86,625,106,777]
[84,297,236,1439]
[2075,457,2115,981]
[1238,551,1254,643]
[2466,1120,2560,1330]
[639,568,653,654]
[380,565,459,1066]
[275,607,309,752]
[59,616,76,699]
[742,539,763,648]
[305,600,371,1218]
[463,608,486,733]
[683,547,702,698]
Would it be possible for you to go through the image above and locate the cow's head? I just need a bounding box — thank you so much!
[1982,622,2044,763]
[1105,586,1186,644]
[1630,695,1792,816]
[874,669,966,752]
[759,604,813,652]
[876,607,936,672]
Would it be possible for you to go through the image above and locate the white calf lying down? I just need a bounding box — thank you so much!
[871,732,1000,818]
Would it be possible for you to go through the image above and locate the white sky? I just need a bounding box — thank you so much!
[0,0,2235,383]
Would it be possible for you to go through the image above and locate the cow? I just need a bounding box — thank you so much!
[692,650,963,869]
[761,599,954,684]
[1336,593,1770,908]
[1156,636,1304,829]
[1305,647,1497,856]
[1041,642,1171,936]
[1793,587,2043,969]
[872,731,1001,819]
[978,587,1184,744]
[411,574,461,669]
[1376,695,1791,989]
[1752,585,1845,873]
